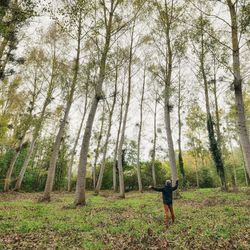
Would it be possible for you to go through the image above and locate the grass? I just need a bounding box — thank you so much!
[0,188,249,249]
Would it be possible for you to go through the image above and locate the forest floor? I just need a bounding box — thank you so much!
[0,188,249,250]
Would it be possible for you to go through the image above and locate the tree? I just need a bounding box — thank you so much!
[226,0,250,179]
[177,60,186,188]
[42,1,89,201]
[112,75,125,192]
[95,59,118,194]
[136,63,146,192]
[190,13,227,190]
[0,0,35,79]
[151,0,186,186]
[75,0,126,206]
[117,19,136,198]
[67,77,89,192]
[14,25,66,191]
[3,57,40,192]
[92,104,105,189]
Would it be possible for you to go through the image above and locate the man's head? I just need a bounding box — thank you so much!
[165,180,172,186]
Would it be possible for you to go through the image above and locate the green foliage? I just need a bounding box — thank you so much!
[240,2,250,34]
[0,144,28,191]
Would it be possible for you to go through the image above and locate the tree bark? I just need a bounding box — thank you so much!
[117,20,136,198]
[136,65,145,192]
[92,105,105,189]
[200,17,227,190]
[75,96,99,205]
[151,93,158,187]
[177,61,186,188]
[74,1,116,206]
[163,2,178,186]
[112,82,125,192]
[227,0,250,179]
[95,65,118,194]
[67,69,89,192]
[67,109,86,192]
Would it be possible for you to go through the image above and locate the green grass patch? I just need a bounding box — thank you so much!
[0,189,249,249]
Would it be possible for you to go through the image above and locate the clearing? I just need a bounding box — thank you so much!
[0,189,249,249]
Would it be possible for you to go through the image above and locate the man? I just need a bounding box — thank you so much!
[149,179,179,226]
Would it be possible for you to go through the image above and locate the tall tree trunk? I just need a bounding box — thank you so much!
[92,105,105,189]
[227,0,250,179]
[163,3,178,186]
[67,109,86,192]
[151,93,158,187]
[136,65,145,192]
[112,82,125,192]
[67,69,89,192]
[42,13,82,201]
[200,19,227,190]
[177,61,186,188]
[95,65,118,194]
[212,60,222,149]
[75,97,99,205]
[117,21,135,198]
[74,2,115,206]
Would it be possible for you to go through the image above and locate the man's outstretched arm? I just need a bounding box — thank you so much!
[149,186,164,192]
[172,179,179,191]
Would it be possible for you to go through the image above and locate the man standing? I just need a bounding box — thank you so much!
[149,179,179,226]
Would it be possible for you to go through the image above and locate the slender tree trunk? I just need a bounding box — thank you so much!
[163,4,178,186]
[200,20,227,190]
[74,2,115,206]
[75,97,99,205]
[212,62,222,149]
[95,66,118,194]
[92,105,105,189]
[194,152,199,188]
[4,137,25,191]
[227,0,250,179]
[136,65,145,192]
[227,121,238,191]
[177,61,186,188]
[240,144,250,187]
[67,70,89,192]
[151,94,157,187]
[113,83,125,192]
[117,21,136,198]
[14,138,36,191]
[42,14,82,201]
[67,110,86,192]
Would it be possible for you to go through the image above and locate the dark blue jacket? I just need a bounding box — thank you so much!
[152,180,178,205]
